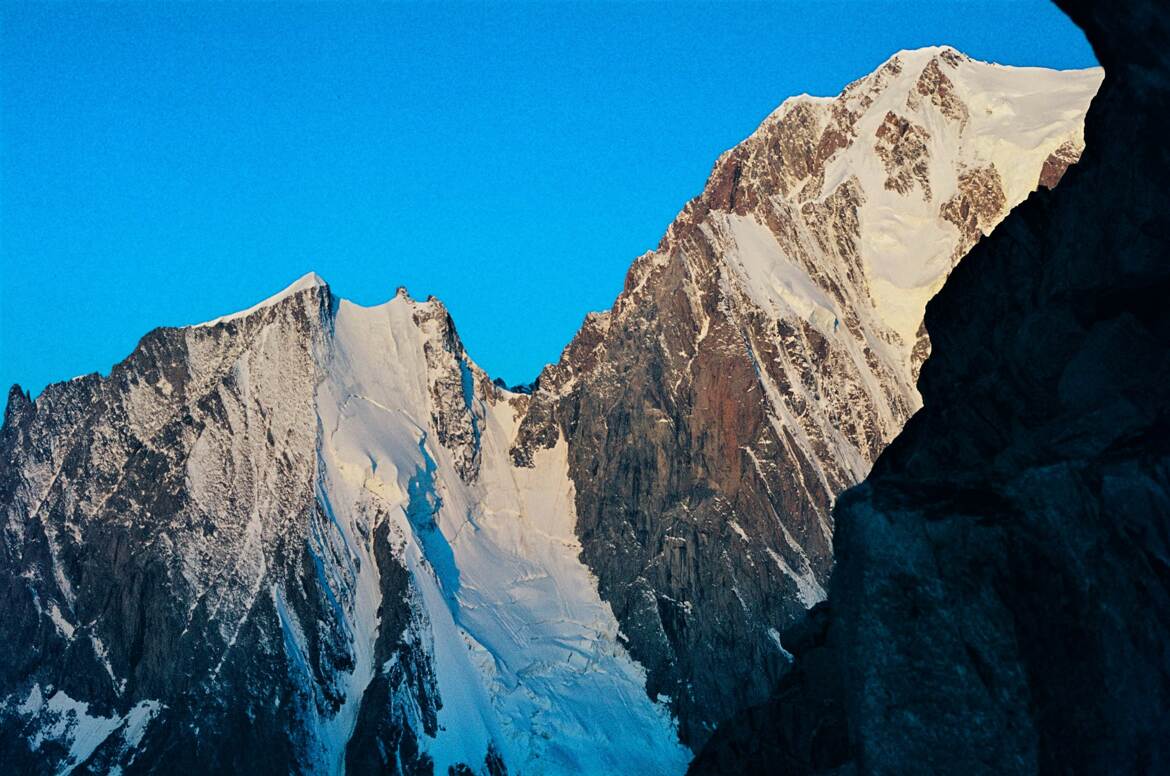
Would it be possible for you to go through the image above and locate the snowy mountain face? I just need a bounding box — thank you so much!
[0,280,688,775]
[514,46,1100,745]
[0,48,1098,773]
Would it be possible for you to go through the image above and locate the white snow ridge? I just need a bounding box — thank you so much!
[308,291,690,773]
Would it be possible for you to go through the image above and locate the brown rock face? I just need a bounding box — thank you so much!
[874,111,933,199]
[941,165,1006,228]
[910,57,970,127]
[512,47,1098,746]
[940,164,1008,256]
[1038,139,1084,188]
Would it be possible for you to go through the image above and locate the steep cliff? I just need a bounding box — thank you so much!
[692,0,1170,772]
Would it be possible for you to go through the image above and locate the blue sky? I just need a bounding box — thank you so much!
[1,1,1095,396]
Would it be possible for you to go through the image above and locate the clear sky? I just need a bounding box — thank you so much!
[1,1,1096,396]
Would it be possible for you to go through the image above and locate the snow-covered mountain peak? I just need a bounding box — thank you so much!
[654,47,1101,377]
[290,270,328,292]
[509,46,1099,744]
[877,44,969,71]
[1,252,691,771]
[194,270,329,328]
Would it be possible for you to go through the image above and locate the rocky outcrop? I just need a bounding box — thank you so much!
[940,164,1007,258]
[1037,139,1083,189]
[694,0,1170,771]
[909,58,970,128]
[413,298,483,483]
[875,111,933,199]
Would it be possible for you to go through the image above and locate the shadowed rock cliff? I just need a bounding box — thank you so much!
[691,0,1170,772]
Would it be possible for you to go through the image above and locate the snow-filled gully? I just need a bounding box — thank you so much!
[308,295,690,774]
